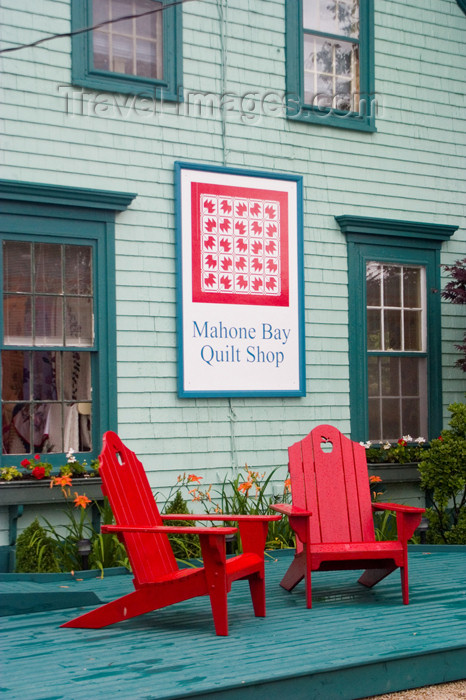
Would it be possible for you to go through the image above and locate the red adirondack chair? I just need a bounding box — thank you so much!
[62,431,280,635]
[271,424,425,607]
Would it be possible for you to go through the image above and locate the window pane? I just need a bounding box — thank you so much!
[65,246,92,295]
[112,0,134,34]
[380,356,399,396]
[93,0,109,25]
[404,309,422,351]
[368,397,380,438]
[3,403,30,454]
[112,34,134,74]
[381,398,400,440]
[384,309,401,350]
[335,42,352,75]
[35,243,62,294]
[93,29,110,71]
[384,266,401,307]
[402,399,421,438]
[65,298,93,346]
[32,351,59,400]
[403,267,421,307]
[3,295,32,344]
[2,351,29,401]
[3,241,31,293]
[367,309,381,350]
[136,39,158,78]
[303,0,359,39]
[63,352,91,401]
[367,356,379,396]
[366,262,381,306]
[35,296,63,345]
[401,356,420,396]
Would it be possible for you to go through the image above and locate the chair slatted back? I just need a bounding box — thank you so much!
[288,424,375,545]
[99,431,178,585]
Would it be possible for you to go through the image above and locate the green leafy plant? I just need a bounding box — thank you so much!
[170,467,295,556]
[418,403,466,544]
[0,466,22,481]
[15,518,60,573]
[88,498,130,575]
[14,476,130,573]
[163,489,202,560]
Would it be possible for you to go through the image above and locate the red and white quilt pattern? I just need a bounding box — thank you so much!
[191,184,289,306]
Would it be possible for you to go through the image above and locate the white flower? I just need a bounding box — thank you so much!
[66,448,77,463]
[383,441,391,450]
[402,435,412,443]
[359,441,372,449]
[415,436,426,444]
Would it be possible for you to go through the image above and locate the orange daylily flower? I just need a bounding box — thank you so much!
[51,475,73,488]
[284,477,291,493]
[73,493,92,508]
[238,480,253,494]
[369,475,382,484]
[187,474,202,483]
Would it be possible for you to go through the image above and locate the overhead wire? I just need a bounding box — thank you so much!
[0,0,199,55]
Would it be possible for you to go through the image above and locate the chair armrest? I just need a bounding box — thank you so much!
[372,502,425,514]
[270,503,312,544]
[101,524,237,536]
[161,514,281,522]
[371,503,425,541]
[270,504,312,517]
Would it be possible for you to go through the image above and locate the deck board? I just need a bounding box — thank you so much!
[1,547,465,699]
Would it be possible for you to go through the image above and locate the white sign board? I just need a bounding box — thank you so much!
[175,163,305,397]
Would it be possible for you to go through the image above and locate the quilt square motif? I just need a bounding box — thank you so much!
[191,183,289,306]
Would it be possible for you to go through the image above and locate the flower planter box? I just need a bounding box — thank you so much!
[367,463,420,484]
[0,477,103,506]
[368,463,426,509]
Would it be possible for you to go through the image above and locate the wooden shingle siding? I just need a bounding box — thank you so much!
[0,0,464,547]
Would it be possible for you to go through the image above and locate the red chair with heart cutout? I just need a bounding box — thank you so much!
[271,424,424,607]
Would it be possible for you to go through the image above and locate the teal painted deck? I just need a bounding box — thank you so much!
[1,547,465,699]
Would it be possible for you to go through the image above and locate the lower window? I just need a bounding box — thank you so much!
[0,180,134,467]
[337,215,458,443]
[366,262,427,440]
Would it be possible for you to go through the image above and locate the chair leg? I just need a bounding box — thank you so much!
[358,564,397,589]
[61,588,163,628]
[279,552,306,592]
[208,585,229,636]
[248,571,266,617]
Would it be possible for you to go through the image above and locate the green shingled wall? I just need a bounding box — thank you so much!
[0,0,465,541]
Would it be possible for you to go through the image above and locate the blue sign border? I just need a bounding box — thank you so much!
[175,161,305,398]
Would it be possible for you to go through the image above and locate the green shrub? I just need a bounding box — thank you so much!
[15,519,60,573]
[419,403,466,544]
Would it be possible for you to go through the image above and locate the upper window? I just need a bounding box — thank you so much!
[337,215,458,444]
[0,180,136,467]
[286,0,375,131]
[71,0,182,100]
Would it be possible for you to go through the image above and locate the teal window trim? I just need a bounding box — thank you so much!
[71,0,183,101]
[285,0,375,132]
[336,215,458,442]
[0,179,136,469]
[457,0,466,16]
